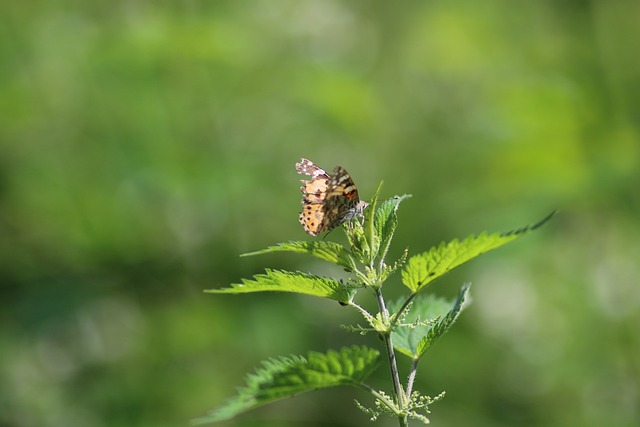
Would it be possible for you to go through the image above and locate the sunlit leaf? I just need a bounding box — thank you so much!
[193,346,380,424]
[402,212,554,293]
[205,269,357,303]
[374,194,411,261]
[242,241,355,270]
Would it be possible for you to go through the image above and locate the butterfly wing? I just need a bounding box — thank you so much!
[296,159,364,236]
[296,159,331,236]
[322,166,360,225]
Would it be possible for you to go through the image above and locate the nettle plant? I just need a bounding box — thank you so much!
[195,161,553,426]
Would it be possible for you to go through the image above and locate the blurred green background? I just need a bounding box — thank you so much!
[1,1,639,426]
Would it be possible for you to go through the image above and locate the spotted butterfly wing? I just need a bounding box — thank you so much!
[295,158,365,236]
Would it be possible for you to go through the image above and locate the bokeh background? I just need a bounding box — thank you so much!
[1,1,639,426]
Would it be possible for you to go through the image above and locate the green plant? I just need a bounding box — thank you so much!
[195,184,553,426]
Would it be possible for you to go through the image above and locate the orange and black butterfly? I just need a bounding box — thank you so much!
[295,158,367,236]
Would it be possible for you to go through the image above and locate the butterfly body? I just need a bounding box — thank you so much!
[295,158,367,236]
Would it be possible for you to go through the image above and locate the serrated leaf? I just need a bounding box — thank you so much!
[391,284,470,359]
[342,212,370,263]
[205,270,357,303]
[402,212,554,293]
[365,181,384,230]
[242,241,355,270]
[344,183,380,263]
[374,195,411,261]
[193,346,380,424]
[354,182,382,261]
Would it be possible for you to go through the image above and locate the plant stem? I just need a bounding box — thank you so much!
[375,288,406,410]
[390,292,418,329]
[358,384,397,413]
[348,301,376,326]
[406,358,419,399]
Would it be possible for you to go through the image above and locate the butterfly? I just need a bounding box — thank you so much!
[295,158,367,236]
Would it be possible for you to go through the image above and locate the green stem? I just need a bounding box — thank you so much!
[358,384,408,426]
[352,265,370,287]
[348,301,376,326]
[375,288,406,409]
[406,358,419,400]
[390,292,418,330]
[358,384,397,414]
[367,191,378,268]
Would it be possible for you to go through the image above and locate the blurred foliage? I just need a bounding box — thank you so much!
[1,0,639,426]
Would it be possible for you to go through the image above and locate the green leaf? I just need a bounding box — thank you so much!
[242,241,355,270]
[374,194,411,263]
[402,212,554,293]
[193,346,380,424]
[363,182,383,259]
[346,181,380,263]
[346,182,382,263]
[346,218,371,265]
[365,181,384,229]
[391,284,470,359]
[205,270,357,303]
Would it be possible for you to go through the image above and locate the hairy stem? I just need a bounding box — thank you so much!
[348,301,376,326]
[358,384,397,413]
[375,288,406,410]
[390,292,418,330]
[406,358,419,399]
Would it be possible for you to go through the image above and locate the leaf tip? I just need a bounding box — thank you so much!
[532,210,557,230]
[500,211,556,237]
